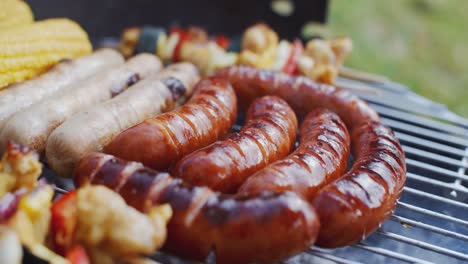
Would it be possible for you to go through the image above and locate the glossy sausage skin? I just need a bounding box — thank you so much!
[173,95,297,193]
[239,108,350,200]
[313,122,405,247]
[45,63,199,178]
[104,77,237,171]
[74,153,320,264]
[216,66,406,247]
[216,65,379,125]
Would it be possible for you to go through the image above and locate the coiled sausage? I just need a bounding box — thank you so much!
[216,66,406,247]
[173,95,297,193]
[74,153,319,264]
[104,77,237,171]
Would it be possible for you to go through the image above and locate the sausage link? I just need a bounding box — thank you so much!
[0,54,162,153]
[216,65,379,126]
[239,108,350,200]
[46,63,199,178]
[216,66,406,247]
[104,77,237,171]
[173,95,297,193]
[74,153,319,264]
[0,49,124,131]
[312,122,405,247]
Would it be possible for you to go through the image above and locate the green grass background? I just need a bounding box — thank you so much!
[327,0,467,117]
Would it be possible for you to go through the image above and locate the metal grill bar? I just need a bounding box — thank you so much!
[402,146,468,169]
[351,244,434,264]
[397,202,468,226]
[406,159,468,182]
[306,249,363,264]
[370,104,468,138]
[358,93,468,127]
[382,117,468,146]
[376,230,468,261]
[403,187,468,209]
[389,215,468,241]
[53,186,68,194]
[406,173,468,194]
[396,132,466,157]
[335,79,382,95]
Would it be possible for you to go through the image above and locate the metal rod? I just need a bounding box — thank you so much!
[390,215,468,241]
[376,230,468,261]
[406,158,468,182]
[338,67,390,84]
[306,248,363,264]
[403,187,468,209]
[396,132,466,157]
[335,79,382,95]
[370,104,468,139]
[406,173,468,195]
[351,244,434,264]
[53,186,69,194]
[382,117,468,147]
[397,202,468,226]
[403,146,468,169]
[360,93,468,127]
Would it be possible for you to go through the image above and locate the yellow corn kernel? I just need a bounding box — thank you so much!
[18,185,54,220]
[0,0,34,30]
[0,18,92,89]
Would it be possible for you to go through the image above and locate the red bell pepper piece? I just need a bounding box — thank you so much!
[66,245,90,264]
[50,190,78,255]
[169,27,189,62]
[215,35,230,50]
[282,40,304,75]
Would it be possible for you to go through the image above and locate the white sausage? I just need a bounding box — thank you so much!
[46,63,199,177]
[0,49,124,131]
[0,54,162,153]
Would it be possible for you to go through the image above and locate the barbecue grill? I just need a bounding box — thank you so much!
[26,1,468,263]
[47,67,468,264]
[283,71,468,264]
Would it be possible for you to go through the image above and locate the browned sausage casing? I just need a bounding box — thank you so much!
[173,95,297,193]
[104,77,237,170]
[239,108,350,200]
[312,122,405,247]
[74,153,320,264]
[216,66,406,247]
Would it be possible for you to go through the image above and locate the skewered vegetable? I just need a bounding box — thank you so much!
[0,142,41,197]
[238,23,278,69]
[0,18,92,89]
[50,185,172,263]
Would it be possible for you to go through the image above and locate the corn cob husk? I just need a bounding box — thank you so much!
[0,18,92,89]
[0,0,34,30]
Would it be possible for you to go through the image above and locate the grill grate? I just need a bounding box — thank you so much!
[46,69,468,264]
[291,74,468,264]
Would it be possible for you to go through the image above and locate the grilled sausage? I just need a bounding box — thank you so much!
[216,65,379,124]
[46,63,199,178]
[173,95,297,193]
[0,49,124,131]
[239,108,350,200]
[312,122,405,247]
[104,77,237,171]
[216,66,406,247]
[0,54,162,153]
[74,153,320,264]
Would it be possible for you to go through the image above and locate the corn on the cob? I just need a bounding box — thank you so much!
[0,18,92,89]
[0,0,34,30]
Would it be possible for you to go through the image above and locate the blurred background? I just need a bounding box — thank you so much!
[26,0,467,117]
[327,0,468,117]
